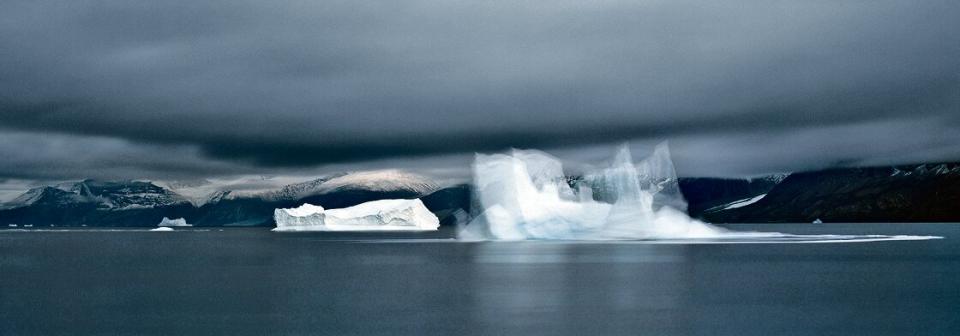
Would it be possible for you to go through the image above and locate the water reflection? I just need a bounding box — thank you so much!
[468,242,690,334]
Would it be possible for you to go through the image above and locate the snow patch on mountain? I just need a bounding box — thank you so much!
[759,173,790,184]
[260,173,347,201]
[710,194,767,211]
[891,164,960,177]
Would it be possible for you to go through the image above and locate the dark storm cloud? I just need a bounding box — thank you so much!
[0,0,958,180]
[0,131,250,180]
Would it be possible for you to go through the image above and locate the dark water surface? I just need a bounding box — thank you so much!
[1,224,958,335]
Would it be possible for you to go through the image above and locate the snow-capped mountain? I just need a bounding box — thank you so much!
[67,180,192,210]
[202,190,233,205]
[0,186,93,210]
[5,162,957,227]
[259,170,438,202]
[0,169,448,227]
[0,180,194,226]
[258,173,347,202]
[314,170,439,194]
[1,180,190,211]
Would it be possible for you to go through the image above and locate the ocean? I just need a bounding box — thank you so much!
[1,223,957,335]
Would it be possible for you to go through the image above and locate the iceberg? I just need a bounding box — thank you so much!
[458,143,937,242]
[272,204,327,229]
[158,217,192,227]
[461,142,725,240]
[273,199,440,232]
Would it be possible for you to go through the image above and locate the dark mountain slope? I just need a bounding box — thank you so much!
[706,163,960,223]
[678,176,785,218]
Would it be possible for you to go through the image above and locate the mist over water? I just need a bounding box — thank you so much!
[459,143,940,243]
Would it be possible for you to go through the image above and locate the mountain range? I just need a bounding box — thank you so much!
[1,163,958,227]
[0,170,453,227]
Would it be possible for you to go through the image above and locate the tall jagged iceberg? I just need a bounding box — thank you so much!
[273,199,440,232]
[460,142,723,240]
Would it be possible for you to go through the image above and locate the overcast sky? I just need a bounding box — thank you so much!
[1,0,958,192]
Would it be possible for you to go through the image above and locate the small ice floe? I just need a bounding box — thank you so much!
[813,218,824,224]
[7,224,16,228]
[149,227,175,232]
[158,217,192,227]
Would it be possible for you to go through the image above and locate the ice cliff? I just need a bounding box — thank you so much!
[460,142,723,240]
[158,217,192,227]
[273,199,439,231]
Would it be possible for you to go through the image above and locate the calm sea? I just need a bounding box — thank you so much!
[1,224,957,335]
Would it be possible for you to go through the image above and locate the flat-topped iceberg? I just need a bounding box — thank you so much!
[273,199,440,232]
[158,217,192,227]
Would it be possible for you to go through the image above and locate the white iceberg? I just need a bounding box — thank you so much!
[273,199,440,232]
[272,204,327,229]
[461,142,724,240]
[158,217,192,227]
[149,227,174,232]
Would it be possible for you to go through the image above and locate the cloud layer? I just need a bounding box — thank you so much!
[0,0,958,182]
